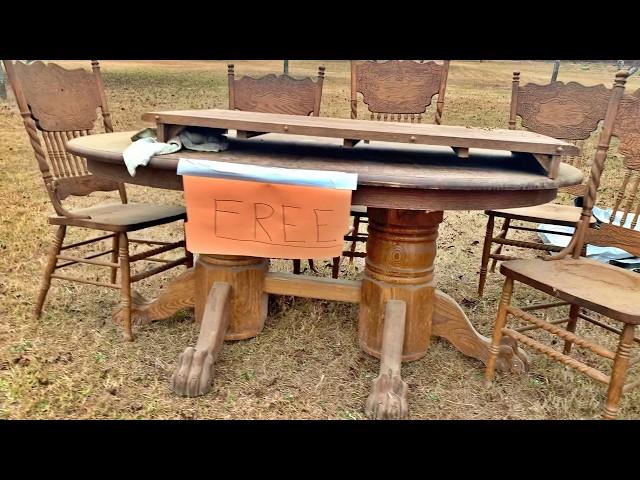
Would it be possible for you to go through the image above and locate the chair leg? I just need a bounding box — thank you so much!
[118,232,134,342]
[293,259,301,275]
[185,249,194,268]
[34,225,66,319]
[331,256,341,279]
[602,324,635,420]
[484,277,514,385]
[489,218,511,273]
[563,304,580,355]
[183,222,193,268]
[478,214,495,297]
[110,234,119,284]
[349,214,361,264]
[309,259,322,274]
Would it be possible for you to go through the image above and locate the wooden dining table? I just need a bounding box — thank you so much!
[66,111,583,419]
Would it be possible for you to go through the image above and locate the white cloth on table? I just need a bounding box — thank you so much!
[123,127,229,176]
[123,136,181,176]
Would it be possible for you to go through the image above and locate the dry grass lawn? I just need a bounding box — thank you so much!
[1,60,639,419]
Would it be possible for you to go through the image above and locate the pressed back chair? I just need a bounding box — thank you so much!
[346,60,451,263]
[228,63,325,116]
[477,72,614,297]
[485,71,640,419]
[4,60,191,341]
[227,64,341,277]
[350,60,451,124]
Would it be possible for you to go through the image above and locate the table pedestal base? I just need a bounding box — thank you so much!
[359,209,528,418]
[113,208,528,416]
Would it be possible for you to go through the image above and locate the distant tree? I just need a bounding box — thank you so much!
[283,60,289,75]
[550,60,560,82]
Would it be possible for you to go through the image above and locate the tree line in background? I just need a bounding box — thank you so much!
[278,60,639,80]
[1,61,637,101]
[550,60,638,82]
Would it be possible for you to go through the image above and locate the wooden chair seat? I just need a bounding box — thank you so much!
[501,258,640,324]
[487,203,597,227]
[49,203,186,232]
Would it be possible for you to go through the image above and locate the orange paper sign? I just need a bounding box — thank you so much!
[182,175,353,259]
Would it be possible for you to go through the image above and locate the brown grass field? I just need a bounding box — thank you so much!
[1,60,639,420]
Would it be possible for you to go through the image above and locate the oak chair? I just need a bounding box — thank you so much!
[346,60,451,264]
[4,60,192,341]
[228,63,325,117]
[485,71,640,419]
[227,64,342,277]
[477,72,614,297]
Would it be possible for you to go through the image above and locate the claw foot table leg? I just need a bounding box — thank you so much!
[170,253,268,397]
[365,300,409,420]
[171,282,231,397]
[358,208,529,419]
[359,209,441,419]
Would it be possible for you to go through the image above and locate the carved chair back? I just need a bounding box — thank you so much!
[227,64,325,116]
[582,91,640,258]
[3,60,126,217]
[350,60,450,124]
[544,70,635,261]
[509,72,613,196]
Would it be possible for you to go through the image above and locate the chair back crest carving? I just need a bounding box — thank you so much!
[516,81,611,140]
[228,65,325,116]
[510,73,613,197]
[351,60,450,124]
[13,61,102,131]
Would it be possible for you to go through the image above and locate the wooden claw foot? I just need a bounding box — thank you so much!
[171,346,216,397]
[365,372,409,420]
[112,268,196,326]
[365,300,409,420]
[433,290,529,373]
[171,282,231,398]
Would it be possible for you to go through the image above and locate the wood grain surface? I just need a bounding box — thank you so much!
[141,109,580,156]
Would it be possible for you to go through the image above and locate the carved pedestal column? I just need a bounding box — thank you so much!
[359,209,443,361]
[195,254,269,340]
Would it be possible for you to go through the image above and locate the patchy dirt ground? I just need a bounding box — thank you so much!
[1,60,639,419]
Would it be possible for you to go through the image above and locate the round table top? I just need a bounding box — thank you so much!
[67,131,584,211]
